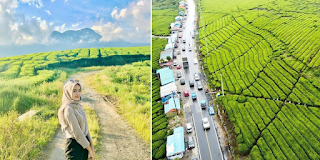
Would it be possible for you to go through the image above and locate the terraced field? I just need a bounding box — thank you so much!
[151,38,168,159]
[152,10,178,36]
[198,0,320,159]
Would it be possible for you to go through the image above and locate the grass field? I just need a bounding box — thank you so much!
[85,60,151,144]
[198,0,320,158]
[0,46,149,159]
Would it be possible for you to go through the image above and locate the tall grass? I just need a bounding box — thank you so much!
[85,61,151,144]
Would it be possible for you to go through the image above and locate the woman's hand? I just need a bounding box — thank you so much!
[86,145,95,160]
[90,141,95,153]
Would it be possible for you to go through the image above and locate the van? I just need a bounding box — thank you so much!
[197,81,203,90]
[186,123,192,133]
[188,136,195,149]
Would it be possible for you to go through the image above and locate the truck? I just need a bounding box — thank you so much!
[182,57,189,68]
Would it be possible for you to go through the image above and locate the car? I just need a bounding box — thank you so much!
[180,78,185,85]
[194,73,200,81]
[194,58,198,64]
[184,90,189,97]
[192,34,195,38]
[177,65,181,69]
[177,71,182,78]
[182,47,186,51]
[179,28,183,32]
[191,92,197,100]
[179,34,182,38]
[173,60,178,66]
[191,157,198,160]
[186,123,192,133]
[197,81,203,90]
[189,46,192,51]
[188,136,195,149]
[202,117,210,129]
[201,100,206,109]
[177,50,181,54]
[189,80,194,87]
[183,39,186,43]
[208,107,215,115]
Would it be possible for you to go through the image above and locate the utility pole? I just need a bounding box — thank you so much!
[220,73,224,96]
[172,91,178,115]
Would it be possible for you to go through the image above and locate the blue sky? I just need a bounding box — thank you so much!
[0,0,150,45]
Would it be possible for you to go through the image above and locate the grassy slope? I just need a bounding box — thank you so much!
[85,61,151,144]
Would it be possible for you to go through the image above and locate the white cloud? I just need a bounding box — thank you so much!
[137,1,144,6]
[111,8,127,20]
[55,23,65,32]
[51,0,55,2]
[0,0,55,45]
[71,22,81,28]
[20,0,43,8]
[45,10,51,15]
[49,22,54,26]
[99,0,150,43]
[10,23,18,31]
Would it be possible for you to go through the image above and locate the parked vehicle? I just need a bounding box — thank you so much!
[177,50,181,54]
[202,118,210,129]
[177,71,182,78]
[186,123,192,133]
[183,38,186,43]
[177,65,181,69]
[180,78,185,85]
[197,81,203,90]
[184,90,189,97]
[182,57,189,68]
[192,34,195,38]
[179,34,182,38]
[189,46,192,51]
[173,60,178,66]
[188,136,195,149]
[192,92,197,100]
[182,47,186,51]
[208,107,215,115]
[201,100,206,109]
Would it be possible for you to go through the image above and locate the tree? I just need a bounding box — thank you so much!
[166,56,171,61]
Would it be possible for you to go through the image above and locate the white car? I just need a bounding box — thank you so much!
[194,73,200,81]
[189,46,192,51]
[173,60,178,66]
[194,58,198,64]
[186,123,193,133]
[183,39,186,43]
[202,118,210,129]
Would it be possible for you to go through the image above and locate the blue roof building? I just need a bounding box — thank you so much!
[166,127,185,159]
[156,68,174,86]
[164,98,181,116]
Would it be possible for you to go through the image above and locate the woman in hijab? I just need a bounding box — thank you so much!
[58,80,95,160]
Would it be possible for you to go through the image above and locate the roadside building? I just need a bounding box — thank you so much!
[175,16,182,21]
[159,49,174,66]
[166,127,185,159]
[164,97,181,116]
[165,43,174,50]
[156,67,175,85]
[160,82,177,103]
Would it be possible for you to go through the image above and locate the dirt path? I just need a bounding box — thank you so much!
[40,71,150,160]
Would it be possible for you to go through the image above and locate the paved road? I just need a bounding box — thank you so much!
[178,0,223,160]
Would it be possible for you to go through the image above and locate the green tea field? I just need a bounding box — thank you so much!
[198,0,320,159]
